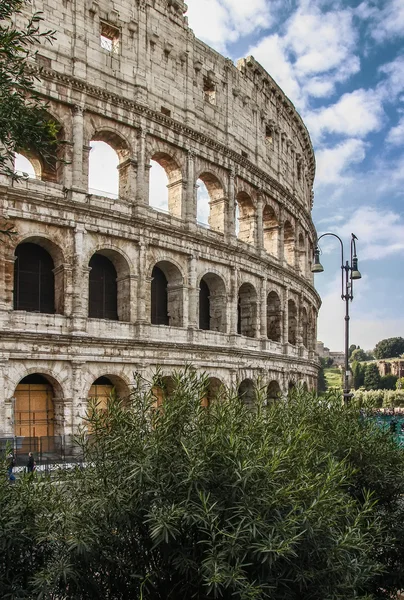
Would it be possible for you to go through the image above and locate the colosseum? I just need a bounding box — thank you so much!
[0,0,320,452]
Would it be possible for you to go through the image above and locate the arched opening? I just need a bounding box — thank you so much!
[238,379,255,409]
[199,273,227,333]
[149,152,183,218]
[298,233,306,275]
[267,291,281,342]
[284,221,295,266]
[267,380,281,402]
[88,254,118,321]
[301,307,309,348]
[288,299,297,345]
[288,381,296,395]
[152,375,175,407]
[302,381,309,392]
[14,374,55,439]
[88,376,114,413]
[238,282,257,338]
[151,261,184,327]
[263,205,278,256]
[89,141,119,198]
[236,192,256,245]
[14,153,38,179]
[199,279,210,330]
[198,172,226,233]
[14,243,55,314]
[201,377,224,407]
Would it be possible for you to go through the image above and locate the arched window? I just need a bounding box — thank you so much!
[150,261,184,327]
[14,154,38,179]
[88,254,118,320]
[14,374,54,439]
[152,375,175,407]
[88,376,114,413]
[288,299,297,345]
[14,243,55,314]
[201,377,224,407]
[199,273,226,333]
[199,279,210,330]
[238,283,257,338]
[284,221,295,266]
[267,291,281,342]
[197,172,225,233]
[263,205,278,256]
[267,380,281,402]
[151,266,169,325]
[148,152,183,218]
[236,192,256,245]
[89,141,119,199]
[238,379,255,409]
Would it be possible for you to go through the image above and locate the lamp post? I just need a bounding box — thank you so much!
[312,233,362,404]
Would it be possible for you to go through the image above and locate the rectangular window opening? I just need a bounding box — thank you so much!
[203,77,216,105]
[161,107,171,117]
[100,22,120,54]
[241,151,248,159]
[265,126,273,145]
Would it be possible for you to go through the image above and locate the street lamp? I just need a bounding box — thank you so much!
[311,233,362,404]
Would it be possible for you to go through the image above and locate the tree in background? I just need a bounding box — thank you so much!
[351,348,372,362]
[0,0,58,178]
[364,363,381,390]
[379,374,398,390]
[352,360,365,389]
[349,344,359,358]
[3,373,404,599]
[374,337,404,360]
[318,357,328,392]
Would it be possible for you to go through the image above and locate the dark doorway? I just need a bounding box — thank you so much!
[14,243,55,314]
[88,254,118,320]
[199,279,210,330]
[151,266,169,325]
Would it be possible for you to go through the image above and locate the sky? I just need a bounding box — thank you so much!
[185,0,404,352]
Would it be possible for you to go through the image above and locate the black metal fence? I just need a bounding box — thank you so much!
[1,435,83,473]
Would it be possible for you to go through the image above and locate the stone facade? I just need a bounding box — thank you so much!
[0,0,321,438]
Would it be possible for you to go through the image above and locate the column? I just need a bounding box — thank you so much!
[278,209,285,263]
[71,225,87,333]
[185,150,196,225]
[188,254,198,329]
[260,277,267,339]
[229,266,238,335]
[282,287,289,350]
[72,105,85,191]
[256,192,264,251]
[71,360,86,436]
[136,242,148,323]
[227,167,236,241]
[0,360,12,436]
[136,127,147,205]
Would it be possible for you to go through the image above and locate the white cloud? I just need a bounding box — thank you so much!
[386,116,404,147]
[185,0,273,53]
[379,55,404,100]
[369,0,404,43]
[315,139,367,185]
[305,89,385,141]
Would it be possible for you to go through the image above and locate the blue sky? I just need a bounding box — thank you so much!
[186,0,404,352]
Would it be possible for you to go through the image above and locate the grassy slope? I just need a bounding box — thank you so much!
[325,367,342,389]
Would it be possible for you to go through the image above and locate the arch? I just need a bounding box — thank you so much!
[288,299,297,345]
[89,130,131,200]
[288,381,296,394]
[14,112,65,183]
[284,220,295,266]
[149,152,183,218]
[13,372,64,451]
[197,172,226,233]
[267,290,281,342]
[298,233,306,275]
[199,272,227,333]
[301,307,309,348]
[14,243,55,314]
[14,153,39,179]
[236,191,256,245]
[151,261,184,327]
[263,204,279,256]
[88,376,115,413]
[88,253,118,321]
[201,377,224,407]
[238,379,255,409]
[267,380,281,402]
[238,282,257,338]
[302,381,309,392]
[152,375,175,407]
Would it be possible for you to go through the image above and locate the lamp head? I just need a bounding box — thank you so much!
[351,255,362,280]
[311,247,324,273]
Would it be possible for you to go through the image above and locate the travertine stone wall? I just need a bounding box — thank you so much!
[0,0,321,436]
